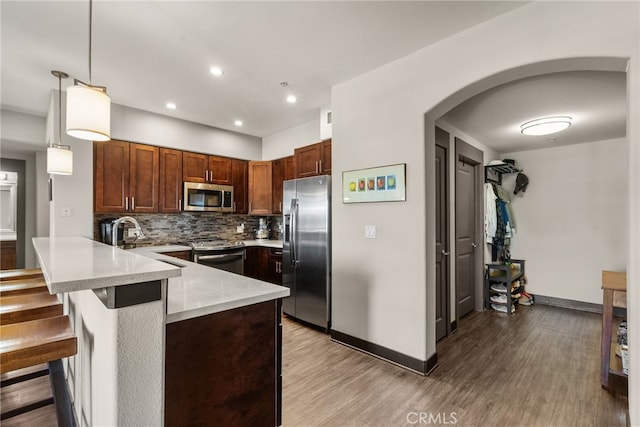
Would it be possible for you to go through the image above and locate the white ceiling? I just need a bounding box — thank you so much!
[441,70,627,153]
[1,1,527,139]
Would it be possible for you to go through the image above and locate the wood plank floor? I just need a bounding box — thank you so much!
[282,305,628,426]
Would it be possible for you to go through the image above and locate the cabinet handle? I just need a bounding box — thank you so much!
[210,170,213,182]
[125,196,129,211]
[279,201,282,212]
[205,170,209,181]
[132,196,135,210]
[319,160,322,173]
[233,202,236,213]
[179,199,182,211]
[315,160,319,174]
[249,202,252,213]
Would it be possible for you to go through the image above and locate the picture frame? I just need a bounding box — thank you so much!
[342,163,406,203]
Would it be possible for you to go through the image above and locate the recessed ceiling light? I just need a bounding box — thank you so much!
[210,67,223,76]
[521,116,572,136]
[286,95,297,104]
[166,102,176,110]
[234,120,243,127]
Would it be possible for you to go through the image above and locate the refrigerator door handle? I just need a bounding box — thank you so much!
[290,198,299,266]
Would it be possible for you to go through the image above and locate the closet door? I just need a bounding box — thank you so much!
[455,138,483,319]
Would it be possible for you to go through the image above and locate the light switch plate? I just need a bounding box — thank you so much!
[365,225,376,239]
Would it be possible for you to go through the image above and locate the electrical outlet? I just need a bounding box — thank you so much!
[127,228,138,238]
[61,206,72,217]
[365,225,376,239]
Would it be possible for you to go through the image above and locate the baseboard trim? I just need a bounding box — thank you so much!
[533,294,627,317]
[330,329,437,375]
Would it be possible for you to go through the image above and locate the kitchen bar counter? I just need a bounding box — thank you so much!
[132,246,289,323]
[32,236,181,294]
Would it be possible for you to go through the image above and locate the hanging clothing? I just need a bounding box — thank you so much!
[484,183,497,243]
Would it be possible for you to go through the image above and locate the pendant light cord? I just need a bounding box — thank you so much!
[58,74,62,146]
[88,0,93,84]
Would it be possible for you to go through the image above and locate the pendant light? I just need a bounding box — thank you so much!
[48,70,73,176]
[66,0,111,141]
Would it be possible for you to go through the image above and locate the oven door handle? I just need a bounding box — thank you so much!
[195,251,244,261]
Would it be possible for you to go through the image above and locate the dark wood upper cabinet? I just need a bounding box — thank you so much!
[283,155,295,181]
[248,161,273,215]
[129,143,159,213]
[94,140,130,213]
[94,140,158,213]
[271,158,284,214]
[208,156,233,185]
[294,139,331,178]
[232,159,248,214]
[320,139,332,175]
[159,148,183,213]
[182,152,208,183]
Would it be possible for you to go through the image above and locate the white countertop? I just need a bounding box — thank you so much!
[243,239,283,249]
[32,237,182,294]
[133,246,289,323]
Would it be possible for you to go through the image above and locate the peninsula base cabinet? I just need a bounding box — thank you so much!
[165,299,283,426]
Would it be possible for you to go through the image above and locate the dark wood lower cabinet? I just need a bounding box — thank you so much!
[165,299,282,427]
[159,250,192,262]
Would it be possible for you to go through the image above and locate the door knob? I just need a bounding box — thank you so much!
[471,242,479,248]
[441,250,450,256]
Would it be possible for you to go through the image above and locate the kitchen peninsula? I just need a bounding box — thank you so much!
[32,237,289,426]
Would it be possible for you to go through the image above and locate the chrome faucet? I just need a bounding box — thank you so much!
[112,216,146,246]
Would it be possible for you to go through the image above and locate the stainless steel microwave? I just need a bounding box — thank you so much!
[183,182,233,212]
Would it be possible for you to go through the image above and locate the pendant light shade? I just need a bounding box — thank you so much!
[66,83,111,141]
[65,0,111,142]
[48,70,74,176]
[47,146,73,175]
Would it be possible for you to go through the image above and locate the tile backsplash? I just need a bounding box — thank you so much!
[94,213,283,245]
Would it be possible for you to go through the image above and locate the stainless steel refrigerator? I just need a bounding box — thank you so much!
[282,175,331,331]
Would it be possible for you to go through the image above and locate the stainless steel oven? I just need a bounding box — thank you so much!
[191,241,244,275]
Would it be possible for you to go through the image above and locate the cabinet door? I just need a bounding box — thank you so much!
[283,156,295,181]
[159,148,183,213]
[267,249,283,285]
[161,250,192,261]
[294,143,321,178]
[232,159,248,214]
[243,247,260,279]
[208,155,233,185]
[272,158,284,214]
[320,139,331,175]
[94,140,130,213]
[129,143,159,213]
[182,152,207,183]
[248,161,273,215]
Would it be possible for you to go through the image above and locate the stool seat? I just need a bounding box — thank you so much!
[0,269,43,282]
[0,315,77,374]
[0,278,48,297]
[0,293,62,325]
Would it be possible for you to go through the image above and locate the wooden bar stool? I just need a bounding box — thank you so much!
[0,293,62,325]
[0,278,48,297]
[0,269,43,282]
[600,270,627,389]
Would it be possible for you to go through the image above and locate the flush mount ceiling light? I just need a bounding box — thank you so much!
[166,102,177,110]
[210,66,223,76]
[286,95,297,104]
[520,116,572,136]
[66,0,111,142]
[48,70,73,175]
[234,120,243,127]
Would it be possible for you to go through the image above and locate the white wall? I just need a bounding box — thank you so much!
[262,118,320,160]
[501,138,627,305]
[331,4,639,408]
[111,104,262,160]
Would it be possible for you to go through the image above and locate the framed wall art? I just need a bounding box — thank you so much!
[342,163,406,203]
